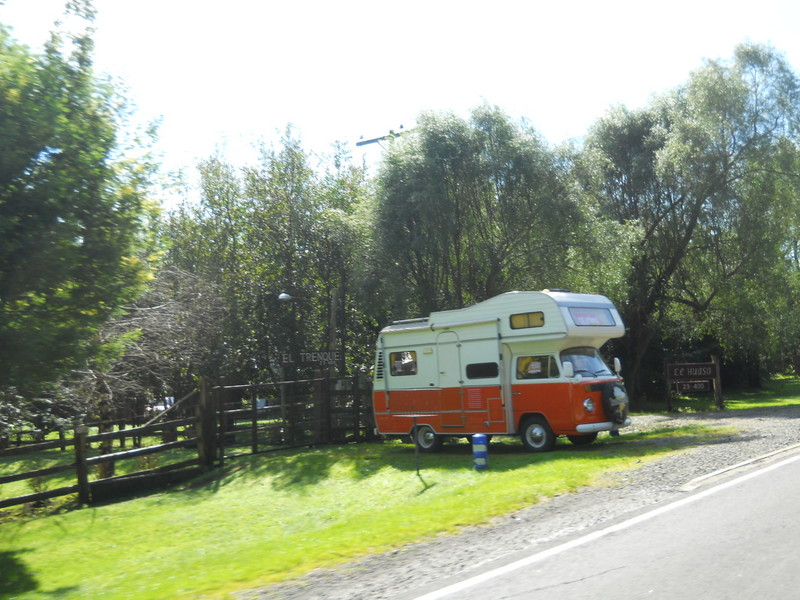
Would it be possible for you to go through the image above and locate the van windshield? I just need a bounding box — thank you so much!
[560,347,612,378]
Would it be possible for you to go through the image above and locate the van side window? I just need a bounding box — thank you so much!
[510,311,545,329]
[517,355,559,379]
[466,362,499,379]
[390,351,417,376]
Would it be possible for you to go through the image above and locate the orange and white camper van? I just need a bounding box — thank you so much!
[372,290,631,452]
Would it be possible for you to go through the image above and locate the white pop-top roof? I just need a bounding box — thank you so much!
[380,290,624,347]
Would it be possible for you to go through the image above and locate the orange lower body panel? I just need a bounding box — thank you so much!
[374,386,507,435]
[374,380,617,437]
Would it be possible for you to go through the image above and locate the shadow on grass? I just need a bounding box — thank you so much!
[6,423,739,509]
[0,549,39,595]
[182,423,734,495]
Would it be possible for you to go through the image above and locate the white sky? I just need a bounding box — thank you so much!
[1,0,799,173]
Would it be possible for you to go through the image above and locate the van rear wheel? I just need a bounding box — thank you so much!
[413,424,443,453]
[520,416,556,452]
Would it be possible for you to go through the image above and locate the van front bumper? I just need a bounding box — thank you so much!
[576,418,632,434]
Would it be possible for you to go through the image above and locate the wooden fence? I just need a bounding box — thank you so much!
[0,375,374,509]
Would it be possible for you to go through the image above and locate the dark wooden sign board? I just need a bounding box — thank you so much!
[667,363,716,380]
[665,356,723,410]
[677,380,711,393]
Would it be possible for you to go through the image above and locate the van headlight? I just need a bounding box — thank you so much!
[583,398,595,412]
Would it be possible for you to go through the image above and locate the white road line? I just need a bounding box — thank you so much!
[411,450,800,600]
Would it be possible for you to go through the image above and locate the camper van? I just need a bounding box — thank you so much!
[372,290,631,452]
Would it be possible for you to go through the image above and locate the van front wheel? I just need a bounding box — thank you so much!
[520,416,556,452]
[413,424,443,453]
[567,433,598,446]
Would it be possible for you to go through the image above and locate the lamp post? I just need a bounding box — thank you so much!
[277,292,298,380]
[276,292,298,446]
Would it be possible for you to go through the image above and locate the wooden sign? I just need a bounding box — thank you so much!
[665,357,723,409]
[281,350,341,367]
[677,380,711,393]
[667,362,716,381]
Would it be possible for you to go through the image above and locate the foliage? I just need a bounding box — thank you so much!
[6,32,800,425]
[375,105,596,315]
[0,3,158,397]
[579,44,800,400]
[158,48,800,403]
[162,131,376,387]
[53,265,227,421]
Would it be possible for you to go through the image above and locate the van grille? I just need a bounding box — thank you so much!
[375,351,384,379]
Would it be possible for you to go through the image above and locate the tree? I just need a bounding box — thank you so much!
[55,265,227,424]
[580,44,800,400]
[163,132,377,386]
[375,105,586,316]
[0,3,158,393]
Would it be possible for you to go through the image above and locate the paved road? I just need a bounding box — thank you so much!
[406,447,800,600]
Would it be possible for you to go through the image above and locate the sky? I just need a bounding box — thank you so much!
[1,0,799,174]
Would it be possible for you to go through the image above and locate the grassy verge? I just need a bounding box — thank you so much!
[3,376,800,599]
[2,424,730,600]
[638,374,800,412]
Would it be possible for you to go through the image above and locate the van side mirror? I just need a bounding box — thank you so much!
[613,357,621,374]
[562,361,574,378]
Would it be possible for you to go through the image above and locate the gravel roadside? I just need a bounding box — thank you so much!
[238,406,800,600]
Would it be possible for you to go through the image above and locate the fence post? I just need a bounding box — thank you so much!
[74,426,91,505]
[251,390,259,455]
[712,354,724,409]
[284,381,296,447]
[279,371,287,446]
[197,378,217,470]
[356,374,376,441]
[352,374,362,442]
[132,404,143,448]
[325,378,333,444]
[97,394,115,479]
[663,359,673,412]
[313,378,328,445]
[217,384,227,467]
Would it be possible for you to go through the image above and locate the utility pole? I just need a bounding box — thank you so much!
[355,125,406,147]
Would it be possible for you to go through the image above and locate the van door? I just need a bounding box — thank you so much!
[510,352,572,433]
[437,331,465,428]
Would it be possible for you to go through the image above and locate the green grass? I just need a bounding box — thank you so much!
[720,375,800,409]
[638,374,800,413]
[1,425,730,600]
[4,376,800,600]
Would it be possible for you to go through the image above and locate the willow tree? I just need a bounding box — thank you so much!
[375,105,585,316]
[580,43,800,398]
